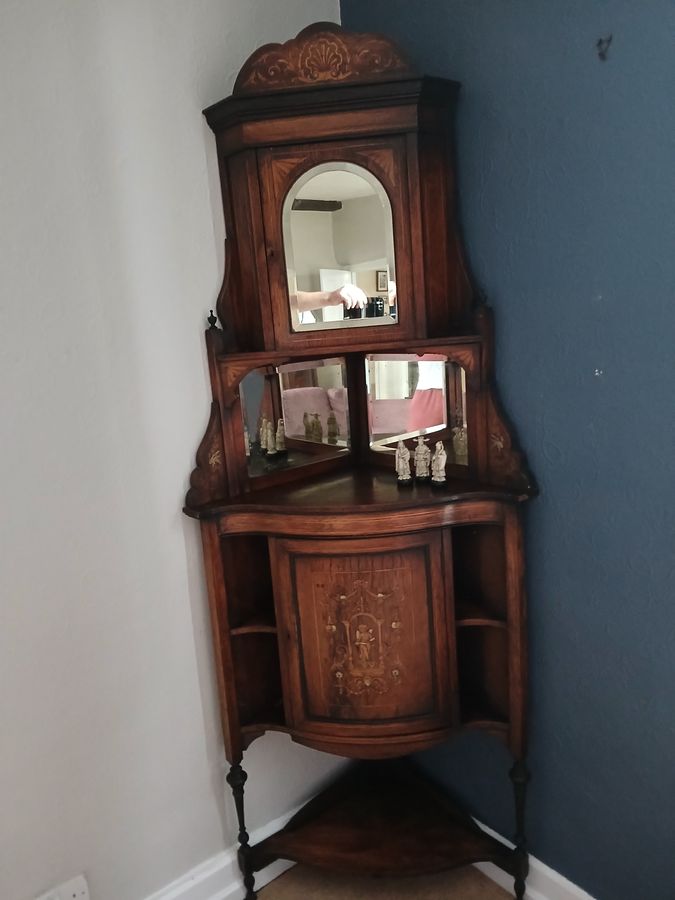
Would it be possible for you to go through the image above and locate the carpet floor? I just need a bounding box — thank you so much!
[259,866,511,899]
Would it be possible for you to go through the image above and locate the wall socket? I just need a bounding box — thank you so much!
[35,874,90,900]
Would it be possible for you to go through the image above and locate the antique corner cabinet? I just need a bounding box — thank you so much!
[184,22,537,900]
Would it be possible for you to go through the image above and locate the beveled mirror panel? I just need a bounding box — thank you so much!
[283,163,396,332]
[239,360,351,479]
[278,358,350,449]
[366,354,468,465]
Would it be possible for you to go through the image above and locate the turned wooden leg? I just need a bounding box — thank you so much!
[509,759,530,899]
[226,763,256,899]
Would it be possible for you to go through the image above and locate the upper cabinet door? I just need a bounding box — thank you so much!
[258,138,419,351]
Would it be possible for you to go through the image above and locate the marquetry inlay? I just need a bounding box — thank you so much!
[233,23,414,95]
[323,578,404,699]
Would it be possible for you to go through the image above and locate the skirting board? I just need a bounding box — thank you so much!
[143,804,301,900]
[475,821,596,900]
[145,812,595,900]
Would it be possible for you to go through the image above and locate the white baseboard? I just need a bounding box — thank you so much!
[143,805,300,900]
[145,810,595,900]
[475,821,596,900]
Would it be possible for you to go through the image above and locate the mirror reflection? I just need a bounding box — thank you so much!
[366,354,469,465]
[283,163,397,332]
[240,359,350,478]
[279,358,350,448]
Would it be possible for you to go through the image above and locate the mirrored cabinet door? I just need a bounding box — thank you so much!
[282,163,397,332]
[259,139,417,348]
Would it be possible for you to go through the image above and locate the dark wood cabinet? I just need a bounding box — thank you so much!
[185,23,535,899]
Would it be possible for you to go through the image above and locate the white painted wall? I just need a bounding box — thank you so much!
[0,3,341,899]
[333,194,388,266]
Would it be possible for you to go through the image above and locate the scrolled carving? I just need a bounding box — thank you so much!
[486,389,537,495]
[234,23,414,95]
[185,402,228,508]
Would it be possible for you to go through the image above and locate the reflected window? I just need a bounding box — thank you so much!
[283,163,397,332]
[366,354,469,466]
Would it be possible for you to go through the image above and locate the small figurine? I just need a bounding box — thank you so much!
[259,417,269,452]
[275,418,286,454]
[243,424,251,457]
[311,413,323,443]
[327,411,339,445]
[413,435,431,481]
[303,411,312,439]
[266,420,277,455]
[395,440,412,486]
[431,441,447,487]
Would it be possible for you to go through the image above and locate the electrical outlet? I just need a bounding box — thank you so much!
[35,874,90,900]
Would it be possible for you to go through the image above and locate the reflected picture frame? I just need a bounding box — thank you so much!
[376,270,388,292]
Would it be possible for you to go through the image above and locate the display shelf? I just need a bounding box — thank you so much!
[457,626,510,725]
[230,617,277,636]
[455,599,507,628]
[250,759,516,877]
[452,523,508,621]
[240,702,287,737]
[220,535,275,630]
[231,633,283,729]
[186,468,526,520]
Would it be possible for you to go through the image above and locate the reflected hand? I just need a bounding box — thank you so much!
[329,284,368,309]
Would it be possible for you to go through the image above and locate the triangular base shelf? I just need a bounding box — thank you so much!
[250,759,517,879]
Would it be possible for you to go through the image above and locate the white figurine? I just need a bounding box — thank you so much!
[431,441,447,487]
[275,418,286,453]
[395,440,412,486]
[266,420,277,455]
[413,435,431,481]
[259,417,268,452]
[244,424,251,457]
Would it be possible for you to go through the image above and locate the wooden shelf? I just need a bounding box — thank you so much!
[250,760,516,877]
[185,468,528,519]
[230,617,277,636]
[240,702,286,735]
[455,600,507,629]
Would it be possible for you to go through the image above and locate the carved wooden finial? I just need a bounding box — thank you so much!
[233,22,415,95]
[207,309,218,328]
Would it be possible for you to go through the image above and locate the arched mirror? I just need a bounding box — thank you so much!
[282,162,397,332]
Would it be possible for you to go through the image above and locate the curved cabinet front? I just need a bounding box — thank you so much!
[271,531,459,758]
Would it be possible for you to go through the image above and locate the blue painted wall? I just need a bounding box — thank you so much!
[341,3,675,898]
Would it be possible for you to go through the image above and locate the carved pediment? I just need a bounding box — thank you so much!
[233,22,415,95]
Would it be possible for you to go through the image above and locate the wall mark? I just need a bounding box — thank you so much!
[596,34,613,62]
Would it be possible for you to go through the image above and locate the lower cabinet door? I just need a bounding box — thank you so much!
[271,531,458,755]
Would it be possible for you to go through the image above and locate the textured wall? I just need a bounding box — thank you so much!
[340,3,675,898]
[0,3,340,899]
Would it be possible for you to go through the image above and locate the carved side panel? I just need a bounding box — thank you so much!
[185,401,228,508]
[486,389,537,495]
[290,547,442,723]
[234,23,414,95]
